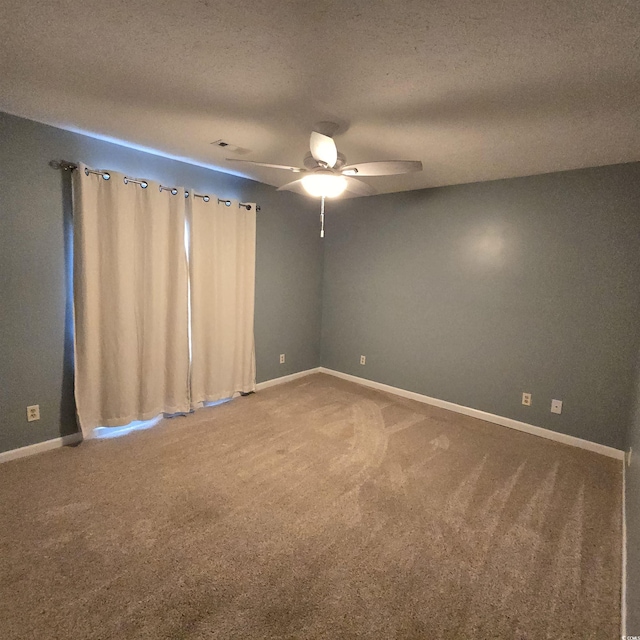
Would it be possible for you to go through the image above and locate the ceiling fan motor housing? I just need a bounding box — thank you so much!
[303,151,346,171]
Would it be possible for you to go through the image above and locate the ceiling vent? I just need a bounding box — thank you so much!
[211,140,251,155]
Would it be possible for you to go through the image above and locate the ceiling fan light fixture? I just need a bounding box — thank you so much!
[301,172,347,198]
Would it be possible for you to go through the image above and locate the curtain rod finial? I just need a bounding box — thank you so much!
[49,159,78,171]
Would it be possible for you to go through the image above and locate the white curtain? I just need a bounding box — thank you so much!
[189,197,256,407]
[72,165,191,436]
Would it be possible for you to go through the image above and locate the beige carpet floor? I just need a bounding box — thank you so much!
[0,373,622,639]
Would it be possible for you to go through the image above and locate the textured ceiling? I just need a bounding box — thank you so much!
[1,0,639,195]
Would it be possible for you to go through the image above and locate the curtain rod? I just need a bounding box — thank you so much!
[49,159,261,211]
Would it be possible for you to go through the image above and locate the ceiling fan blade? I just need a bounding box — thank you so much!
[310,131,338,168]
[226,158,305,172]
[344,177,377,197]
[276,178,308,195]
[341,160,423,176]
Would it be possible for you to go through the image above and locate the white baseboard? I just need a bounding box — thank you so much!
[319,367,625,461]
[0,432,83,464]
[5,369,619,463]
[622,462,627,638]
[255,367,321,391]
[1,370,322,462]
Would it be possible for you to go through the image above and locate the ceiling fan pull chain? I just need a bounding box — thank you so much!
[320,196,325,238]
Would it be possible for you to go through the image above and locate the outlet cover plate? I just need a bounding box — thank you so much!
[551,399,563,414]
[27,405,40,422]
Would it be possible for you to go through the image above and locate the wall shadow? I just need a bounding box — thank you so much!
[59,169,78,438]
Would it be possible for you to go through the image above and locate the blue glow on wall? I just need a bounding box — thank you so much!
[63,125,252,181]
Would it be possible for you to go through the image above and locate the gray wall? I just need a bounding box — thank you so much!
[0,111,323,454]
[627,353,640,634]
[321,163,640,450]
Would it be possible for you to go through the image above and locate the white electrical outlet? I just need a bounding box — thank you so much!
[522,392,531,406]
[279,354,285,364]
[360,355,366,365]
[27,405,40,422]
[551,399,563,414]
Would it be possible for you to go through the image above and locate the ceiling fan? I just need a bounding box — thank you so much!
[227,125,422,236]
[227,127,423,200]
